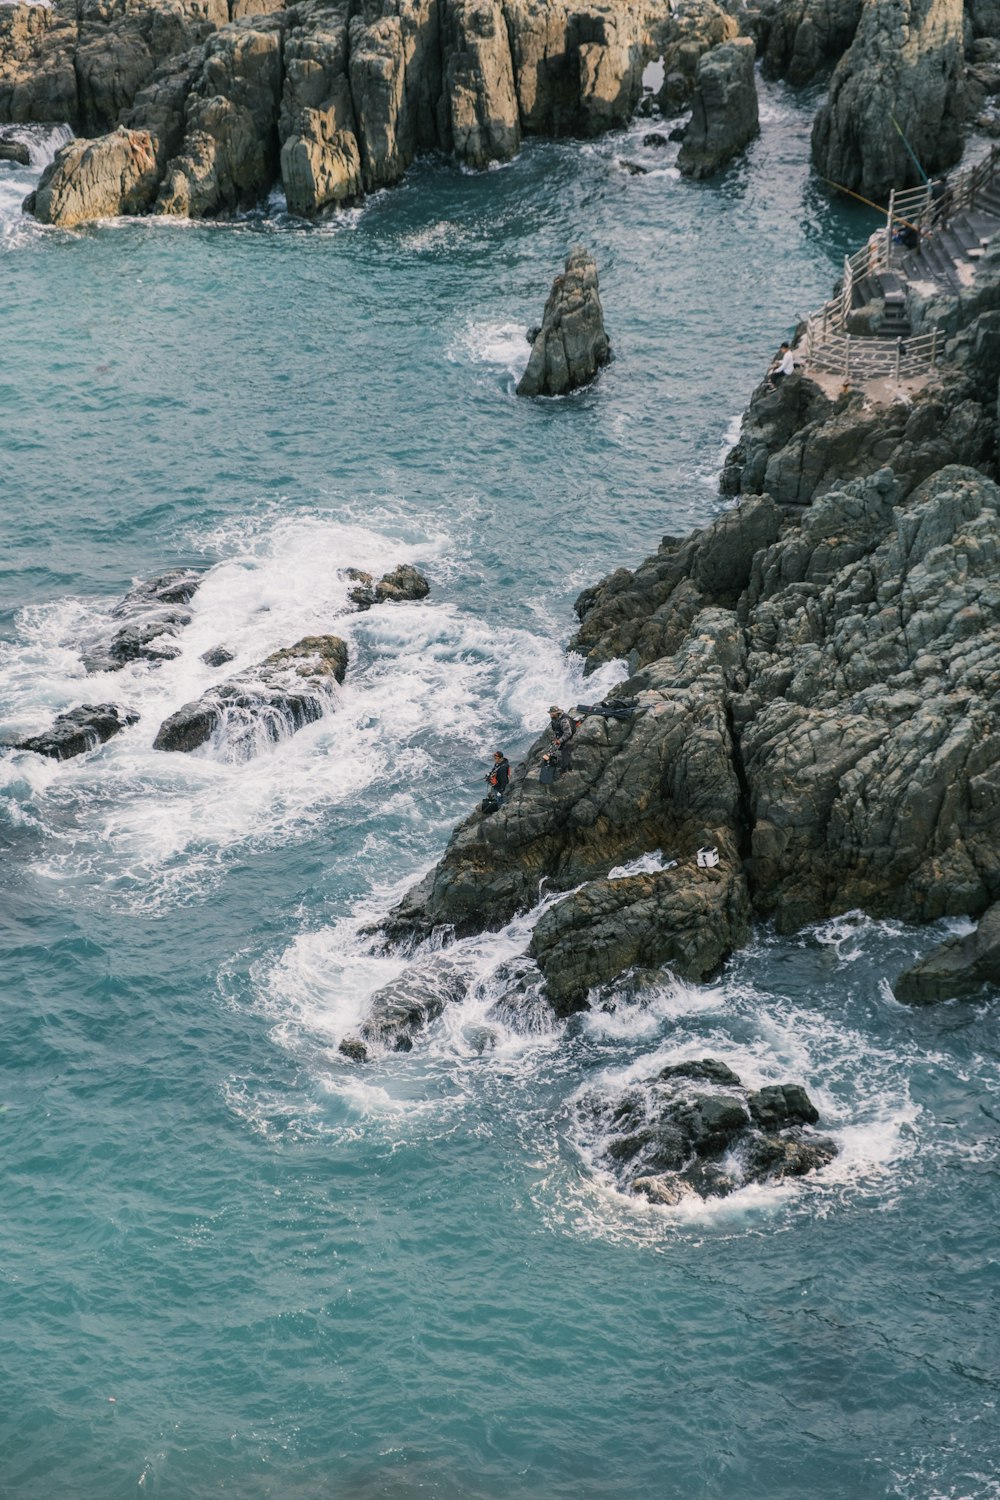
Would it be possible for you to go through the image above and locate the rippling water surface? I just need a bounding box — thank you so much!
[2,85,998,1500]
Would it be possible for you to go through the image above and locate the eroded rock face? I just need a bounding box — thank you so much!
[529,834,750,1013]
[11,703,139,759]
[677,36,758,180]
[811,0,966,199]
[758,0,861,85]
[82,568,203,671]
[517,246,611,397]
[4,0,660,221]
[347,563,431,608]
[895,902,1000,1003]
[155,19,285,216]
[575,1058,837,1203]
[0,133,30,163]
[385,614,748,949]
[25,125,160,225]
[152,634,348,755]
[648,0,737,114]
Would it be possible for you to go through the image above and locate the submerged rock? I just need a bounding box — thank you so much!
[11,703,139,760]
[517,246,611,398]
[83,568,203,672]
[895,904,1000,1004]
[677,37,759,180]
[153,634,348,756]
[348,564,431,609]
[0,135,30,165]
[577,1058,837,1203]
[338,957,467,1060]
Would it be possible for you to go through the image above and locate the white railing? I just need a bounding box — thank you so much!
[803,321,940,380]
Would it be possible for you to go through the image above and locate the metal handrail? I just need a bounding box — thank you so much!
[803,319,940,379]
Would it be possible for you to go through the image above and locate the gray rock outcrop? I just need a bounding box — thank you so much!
[10,703,139,760]
[574,1058,837,1204]
[677,36,759,180]
[757,0,862,85]
[647,0,737,113]
[517,247,611,397]
[0,133,30,163]
[153,634,348,755]
[529,834,750,1013]
[811,0,966,199]
[82,568,203,671]
[338,958,468,1059]
[895,903,1000,1003]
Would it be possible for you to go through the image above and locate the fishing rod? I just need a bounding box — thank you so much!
[820,177,923,236]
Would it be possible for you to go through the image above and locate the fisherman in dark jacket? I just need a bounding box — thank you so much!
[548,705,574,771]
[486,750,510,806]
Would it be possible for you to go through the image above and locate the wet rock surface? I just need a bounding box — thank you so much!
[348,564,431,609]
[338,958,468,1060]
[82,568,203,671]
[575,1058,837,1203]
[895,903,1000,1003]
[517,246,611,397]
[10,703,139,760]
[153,634,348,755]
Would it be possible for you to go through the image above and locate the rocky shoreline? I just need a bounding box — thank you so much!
[8,0,1000,225]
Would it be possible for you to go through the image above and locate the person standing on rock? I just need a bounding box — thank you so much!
[485,750,510,807]
[548,706,575,772]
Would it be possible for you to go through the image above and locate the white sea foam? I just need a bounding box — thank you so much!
[0,122,72,249]
[449,316,532,380]
[1,509,624,910]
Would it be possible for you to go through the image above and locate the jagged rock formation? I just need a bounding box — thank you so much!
[10,703,139,760]
[756,0,862,85]
[517,247,611,397]
[82,568,203,671]
[11,0,655,224]
[153,634,347,754]
[385,614,748,942]
[574,1058,837,1204]
[648,0,737,113]
[347,563,430,609]
[811,0,966,200]
[677,36,758,180]
[895,903,1000,1003]
[719,372,994,512]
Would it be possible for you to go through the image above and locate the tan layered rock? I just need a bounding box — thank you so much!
[504,0,647,136]
[155,18,284,215]
[74,0,227,132]
[442,0,520,166]
[0,0,79,124]
[279,2,361,212]
[25,125,160,225]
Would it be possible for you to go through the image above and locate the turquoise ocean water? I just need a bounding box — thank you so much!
[2,82,999,1499]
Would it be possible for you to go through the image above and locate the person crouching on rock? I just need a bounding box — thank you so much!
[548,705,574,772]
[486,750,510,806]
[769,342,795,389]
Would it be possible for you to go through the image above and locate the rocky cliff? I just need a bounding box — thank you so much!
[377,246,1000,1021]
[11,0,656,224]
